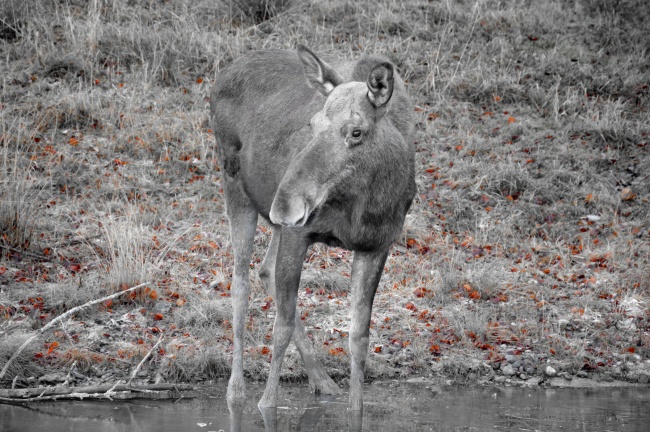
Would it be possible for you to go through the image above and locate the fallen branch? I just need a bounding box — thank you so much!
[0,282,152,380]
[128,333,164,385]
[0,243,47,260]
[0,383,194,399]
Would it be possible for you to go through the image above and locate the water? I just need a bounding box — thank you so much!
[1,382,648,431]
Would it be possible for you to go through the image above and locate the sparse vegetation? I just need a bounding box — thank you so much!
[0,0,648,389]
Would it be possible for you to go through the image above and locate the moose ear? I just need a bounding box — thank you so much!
[367,62,394,108]
[297,45,343,96]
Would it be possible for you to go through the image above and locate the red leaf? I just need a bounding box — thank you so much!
[413,287,428,298]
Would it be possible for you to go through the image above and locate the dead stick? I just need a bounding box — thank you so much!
[0,383,194,398]
[128,334,163,385]
[0,281,151,380]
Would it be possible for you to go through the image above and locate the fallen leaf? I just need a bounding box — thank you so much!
[405,302,417,311]
[621,187,636,201]
[413,287,428,298]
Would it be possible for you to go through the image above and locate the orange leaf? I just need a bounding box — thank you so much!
[47,341,59,354]
[149,290,158,300]
[69,136,79,146]
[260,346,270,355]
[585,193,594,203]
[153,313,164,321]
[492,95,501,102]
[374,345,383,353]
[507,116,516,124]
[196,77,204,84]
[469,290,481,300]
[405,302,417,311]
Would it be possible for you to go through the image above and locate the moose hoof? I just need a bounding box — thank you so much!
[310,376,343,395]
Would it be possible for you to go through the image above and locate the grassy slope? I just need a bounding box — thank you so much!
[0,0,648,387]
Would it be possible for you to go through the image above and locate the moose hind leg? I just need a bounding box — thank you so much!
[259,230,341,395]
[348,249,389,411]
[224,181,257,401]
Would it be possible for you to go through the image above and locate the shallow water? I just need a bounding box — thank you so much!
[1,382,648,432]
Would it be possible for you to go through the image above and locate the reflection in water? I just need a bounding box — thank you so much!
[1,382,648,432]
[231,396,362,432]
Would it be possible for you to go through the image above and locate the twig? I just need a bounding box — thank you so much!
[0,281,151,380]
[0,383,194,399]
[51,234,102,249]
[63,360,77,387]
[128,333,164,385]
[172,385,183,404]
[0,243,47,260]
[104,379,124,400]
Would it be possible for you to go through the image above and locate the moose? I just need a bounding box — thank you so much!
[210,45,415,411]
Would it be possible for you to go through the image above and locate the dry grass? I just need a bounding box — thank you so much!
[0,0,648,387]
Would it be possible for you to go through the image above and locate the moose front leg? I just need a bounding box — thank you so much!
[348,249,389,411]
[259,230,341,395]
[258,229,309,408]
[224,182,258,402]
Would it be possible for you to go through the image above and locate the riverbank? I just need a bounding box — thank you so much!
[1,0,648,392]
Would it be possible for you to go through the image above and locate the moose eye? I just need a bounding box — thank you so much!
[351,129,362,139]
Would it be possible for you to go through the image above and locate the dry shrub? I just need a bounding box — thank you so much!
[229,0,292,24]
[0,0,43,42]
[0,143,39,254]
[0,333,41,381]
[162,344,230,382]
[97,207,158,291]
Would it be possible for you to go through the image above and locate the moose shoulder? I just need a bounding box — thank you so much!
[210,46,415,411]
